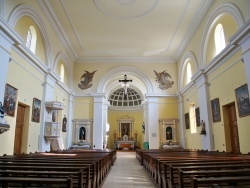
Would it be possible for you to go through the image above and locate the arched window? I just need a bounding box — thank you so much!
[60,64,65,82]
[214,23,226,55]
[26,26,37,53]
[186,62,192,84]
[189,103,197,133]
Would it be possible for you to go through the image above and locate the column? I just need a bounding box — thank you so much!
[177,93,186,148]
[196,72,214,151]
[146,96,159,149]
[93,94,105,149]
[66,93,74,148]
[39,74,56,152]
[102,101,108,148]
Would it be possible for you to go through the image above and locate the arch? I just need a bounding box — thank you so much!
[178,51,198,91]
[53,52,73,90]
[8,4,52,67]
[97,66,154,98]
[200,2,244,68]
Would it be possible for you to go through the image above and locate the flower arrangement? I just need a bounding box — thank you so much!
[168,140,173,145]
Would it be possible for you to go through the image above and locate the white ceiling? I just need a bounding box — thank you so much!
[41,0,214,63]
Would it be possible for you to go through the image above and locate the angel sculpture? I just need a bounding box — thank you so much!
[78,70,97,90]
[154,70,174,90]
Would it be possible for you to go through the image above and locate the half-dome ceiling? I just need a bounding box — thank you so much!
[109,88,142,107]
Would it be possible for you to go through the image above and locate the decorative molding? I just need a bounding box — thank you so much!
[175,0,215,60]
[76,56,176,64]
[93,0,159,19]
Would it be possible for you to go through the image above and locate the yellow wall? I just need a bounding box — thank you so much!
[207,51,250,153]
[73,97,93,119]
[0,50,44,155]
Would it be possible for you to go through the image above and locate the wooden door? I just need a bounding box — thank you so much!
[14,104,25,155]
[227,103,240,153]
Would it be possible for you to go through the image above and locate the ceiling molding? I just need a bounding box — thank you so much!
[76,56,176,64]
[175,0,215,61]
[37,0,77,61]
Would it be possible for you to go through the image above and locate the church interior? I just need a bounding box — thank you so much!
[1,0,250,157]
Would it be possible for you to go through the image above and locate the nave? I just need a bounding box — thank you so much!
[102,151,156,188]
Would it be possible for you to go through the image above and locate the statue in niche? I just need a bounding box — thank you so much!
[166,126,172,140]
[79,127,86,140]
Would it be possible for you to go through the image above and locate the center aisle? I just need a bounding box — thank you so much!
[102,151,156,188]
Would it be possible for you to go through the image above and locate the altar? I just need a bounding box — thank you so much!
[115,140,137,150]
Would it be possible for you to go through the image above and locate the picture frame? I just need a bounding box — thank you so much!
[195,107,200,127]
[3,84,18,117]
[185,113,190,129]
[235,84,250,117]
[211,98,221,122]
[32,98,41,123]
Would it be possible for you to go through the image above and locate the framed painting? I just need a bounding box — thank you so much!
[195,107,200,127]
[3,84,18,117]
[185,113,190,129]
[211,98,221,122]
[235,84,250,117]
[32,98,41,123]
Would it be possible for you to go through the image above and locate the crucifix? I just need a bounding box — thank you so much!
[119,75,132,95]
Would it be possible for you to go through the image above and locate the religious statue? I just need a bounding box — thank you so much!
[79,127,86,140]
[0,102,7,124]
[200,120,206,134]
[62,115,67,132]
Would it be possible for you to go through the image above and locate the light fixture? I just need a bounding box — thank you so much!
[119,75,132,95]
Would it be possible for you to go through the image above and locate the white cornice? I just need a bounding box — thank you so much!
[175,0,215,61]
[76,56,176,64]
[0,16,22,45]
[37,0,77,61]
[145,93,177,98]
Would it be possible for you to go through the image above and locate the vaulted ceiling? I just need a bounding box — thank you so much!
[40,0,214,63]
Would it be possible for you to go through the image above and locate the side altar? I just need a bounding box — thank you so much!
[113,116,137,150]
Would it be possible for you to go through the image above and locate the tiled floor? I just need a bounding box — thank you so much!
[102,151,156,188]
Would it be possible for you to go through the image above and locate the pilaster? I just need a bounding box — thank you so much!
[146,97,159,149]
[196,72,214,150]
[93,94,105,149]
[66,94,74,148]
[39,74,56,152]
[177,93,186,148]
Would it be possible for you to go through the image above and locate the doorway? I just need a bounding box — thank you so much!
[14,104,26,154]
[223,102,240,153]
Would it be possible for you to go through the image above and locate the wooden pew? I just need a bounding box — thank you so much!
[0,176,73,188]
[178,168,250,188]
[191,176,250,188]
